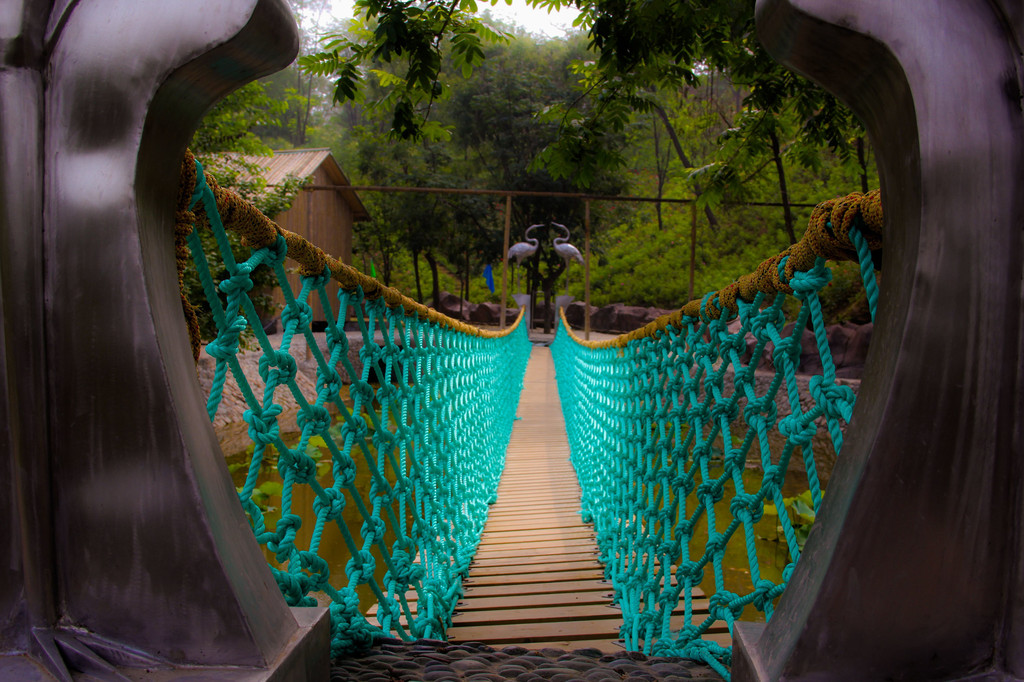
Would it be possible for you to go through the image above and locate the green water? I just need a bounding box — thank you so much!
[219,413,824,625]
[221,397,412,615]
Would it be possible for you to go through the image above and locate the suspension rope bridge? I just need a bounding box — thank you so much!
[179,149,882,679]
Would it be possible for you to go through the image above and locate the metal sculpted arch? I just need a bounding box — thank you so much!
[1,1,328,678]
[735,1,1024,679]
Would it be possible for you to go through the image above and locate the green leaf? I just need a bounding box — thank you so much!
[257,481,283,498]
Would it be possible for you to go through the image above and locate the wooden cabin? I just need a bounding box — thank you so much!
[242,148,369,326]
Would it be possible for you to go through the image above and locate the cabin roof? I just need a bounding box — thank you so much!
[229,148,369,221]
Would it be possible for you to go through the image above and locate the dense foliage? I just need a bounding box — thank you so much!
[186,0,878,332]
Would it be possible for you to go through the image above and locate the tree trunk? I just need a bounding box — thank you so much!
[424,251,440,310]
[412,249,423,303]
[768,127,797,244]
[651,103,720,229]
[856,136,870,194]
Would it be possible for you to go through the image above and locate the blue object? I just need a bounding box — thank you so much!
[483,263,495,293]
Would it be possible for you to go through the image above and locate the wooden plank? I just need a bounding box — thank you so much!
[477,535,594,548]
[464,569,605,586]
[470,552,600,568]
[461,580,612,598]
[451,604,621,625]
[481,527,593,540]
[489,496,579,503]
[455,591,612,611]
[469,560,602,576]
[471,540,593,557]
[482,520,590,533]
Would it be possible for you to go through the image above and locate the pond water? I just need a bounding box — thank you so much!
[221,393,412,614]
[218,405,829,625]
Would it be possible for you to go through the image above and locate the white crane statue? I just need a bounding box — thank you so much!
[507,223,542,294]
[552,222,584,296]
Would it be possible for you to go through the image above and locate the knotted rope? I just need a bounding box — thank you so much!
[551,190,882,679]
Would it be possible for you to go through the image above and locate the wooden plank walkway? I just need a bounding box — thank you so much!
[370,345,729,651]
[446,345,626,651]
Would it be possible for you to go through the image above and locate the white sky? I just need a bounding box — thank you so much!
[325,0,582,39]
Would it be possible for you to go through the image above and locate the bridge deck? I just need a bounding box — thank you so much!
[446,345,626,650]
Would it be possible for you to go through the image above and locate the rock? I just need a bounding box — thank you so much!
[564,301,598,328]
[469,302,499,324]
[835,322,872,379]
[588,303,674,334]
[451,658,490,672]
[435,291,475,321]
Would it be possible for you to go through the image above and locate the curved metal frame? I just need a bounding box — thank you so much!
[735,1,1024,679]
[1,1,328,679]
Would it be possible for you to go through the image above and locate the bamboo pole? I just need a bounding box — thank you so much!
[585,200,591,341]
[499,194,512,330]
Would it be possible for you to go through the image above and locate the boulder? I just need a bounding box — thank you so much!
[590,304,659,334]
[467,302,517,325]
[564,301,598,328]
[434,291,474,321]
[835,322,872,379]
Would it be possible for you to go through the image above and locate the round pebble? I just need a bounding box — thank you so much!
[330,638,723,681]
[450,658,489,672]
[516,674,545,682]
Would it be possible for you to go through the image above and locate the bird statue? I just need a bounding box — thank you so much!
[507,224,542,294]
[552,223,584,265]
[552,223,584,296]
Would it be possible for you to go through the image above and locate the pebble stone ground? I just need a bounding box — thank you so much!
[330,638,725,682]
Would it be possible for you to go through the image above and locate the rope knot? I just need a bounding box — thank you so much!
[298,551,331,592]
[340,415,369,442]
[313,487,346,521]
[675,560,704,585]
[336,454,357,487]
[298,405,332,434]
[330,589,378,655]
[779,413,816,448]
[281,300,313,330]
[386,549,425,587]
[287,453,318,484]
[729,492,764,523]
[303,264,333,289]
[361,517,386,544]
[326,324,351,354]
[219,269,254,296]
[350,380,376,405]
[696,480,725,504]
[268,513,302,562]
[259,351,297,385]
[809,375,855,421]
[204,318,246,360]
[771,335,801,370]
[345,550,376,585]
[243,405,283,445]
[709,590,743,621]
[316,369,342,399]
[264,234,288,266]
[789,260,832,297]
[751,578,778,611]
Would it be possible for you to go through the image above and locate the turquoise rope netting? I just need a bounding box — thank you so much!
[182,158,530,656]
[551,196,881,679]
